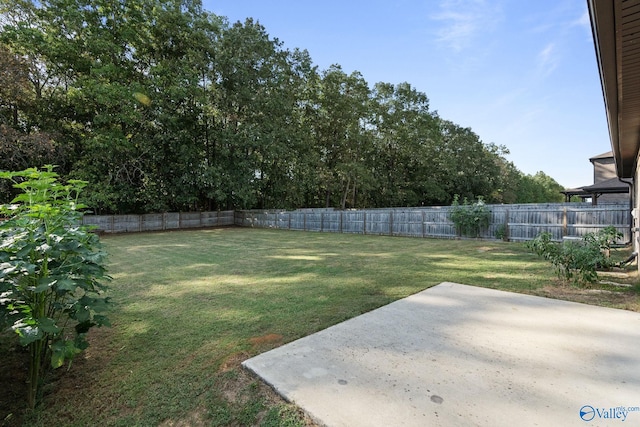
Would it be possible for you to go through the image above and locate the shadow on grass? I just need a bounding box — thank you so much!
[7,228,634,426]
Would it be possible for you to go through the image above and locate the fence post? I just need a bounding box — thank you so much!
[504,209,510,241]
[422,211,426,238]
[562,207,568,237]
[320,212,324,232]
[363,211,367,235]
[303,212,307,231]
[389,211,393,236]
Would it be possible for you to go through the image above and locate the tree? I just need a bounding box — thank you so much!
[370,82,440,207]
[0,0,567,212]
[488,155,521,204]
[0,43,31,127]
[0,42,67,202]
[212,19,314,209]
[1,0,226,213]
[431,120,504,204]
[514,171,565,203]
[62,0,212,213]
[305,65,373,208]
[131,0,222,212]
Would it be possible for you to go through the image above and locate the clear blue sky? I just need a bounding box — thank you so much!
[203,0,609,189]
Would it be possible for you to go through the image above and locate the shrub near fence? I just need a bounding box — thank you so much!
[235,203,631,243]
[82,211,235,233]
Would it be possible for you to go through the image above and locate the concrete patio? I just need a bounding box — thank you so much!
[243,282,640,427]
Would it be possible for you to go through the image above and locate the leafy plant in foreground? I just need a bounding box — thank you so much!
[0,166,111,408]
[449,195,491,238]
[526,226,623,285]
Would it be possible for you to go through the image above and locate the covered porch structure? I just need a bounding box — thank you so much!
[561,177,630,204]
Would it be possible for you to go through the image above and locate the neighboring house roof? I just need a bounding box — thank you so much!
[561,177,630,199]
[581,177,630,194]
[589,151,613,162]
[560,187,590,198]
[588,0,640,178]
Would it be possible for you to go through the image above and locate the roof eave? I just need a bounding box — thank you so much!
[588,0,640,179]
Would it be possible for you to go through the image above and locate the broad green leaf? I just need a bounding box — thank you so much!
[51,340,81,369]
[93,314,111,327]
[75,306,91,323]
[16,244,35,259]
[35,277,56,293]
[74,334,90,351]
[56,278,77,291]
[38,317,61,334]
[50,349,65,369]
[15,325,43,346]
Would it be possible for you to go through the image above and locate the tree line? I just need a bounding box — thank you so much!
[0,0,565,214]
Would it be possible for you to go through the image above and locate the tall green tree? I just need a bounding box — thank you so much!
[0,0,567,212]
[0,43,31,128]
[370,82,440,206]
[212,19,315,209]
[514,171,565,203]
[0,42,66,201]
[432,120,503,204]
[306,65,372,208]
[1,0,225,212]
[134,0,222,212]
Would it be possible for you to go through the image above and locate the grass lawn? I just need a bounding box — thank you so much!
[2,228,639,426]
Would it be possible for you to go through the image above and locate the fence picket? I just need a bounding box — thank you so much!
[82,210,235,233]
[235,203,631,243]
[81,204,631,243]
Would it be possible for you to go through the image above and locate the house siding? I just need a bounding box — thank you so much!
[593,157,618,183]
[592,155,630,203]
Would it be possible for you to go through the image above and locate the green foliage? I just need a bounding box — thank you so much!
[0,0,565,212]
[526,226,623,285]
[449,195,491,237]
[514,171,565,203]
[0,166,110,408]
[494,224,507,241]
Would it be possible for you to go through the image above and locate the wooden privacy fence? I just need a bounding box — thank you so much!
[235,203,632,243]
[82,211,235,233]
[81,204,631,242]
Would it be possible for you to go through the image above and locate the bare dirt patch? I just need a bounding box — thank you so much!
[249,333,284,350]
[0,336,28,427]
[530,280,640,311]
